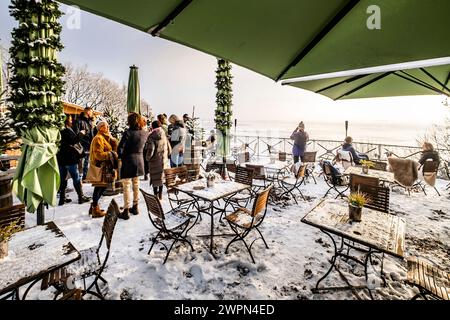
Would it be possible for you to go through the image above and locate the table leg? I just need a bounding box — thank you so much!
[210,201,214,254]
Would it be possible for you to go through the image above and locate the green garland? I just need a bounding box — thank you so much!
[8,0,65,134]
[214,59,233,133]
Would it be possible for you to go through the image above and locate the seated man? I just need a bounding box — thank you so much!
[342,136,368,165]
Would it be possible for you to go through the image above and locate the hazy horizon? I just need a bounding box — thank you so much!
[1,1,449,129]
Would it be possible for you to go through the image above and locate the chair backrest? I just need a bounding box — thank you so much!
[371,160,387,171]
[295,164,307,179]
[321,161,344,186]
[350,174,379,190]
[251,185,272,217]
[226,162,237,173]
[206,162,223,173]
[235,166,254,186]
[0,204,25,230]
[245,164,265,179]
[278,152,287,162]
[337,149,353,169]
[238,152,250,164]
[164,166,188,188]
[185,163,200,181]
[303,151,317,163]
[422,159,439,174]
[140,188,165,227]
[102,199,119,250]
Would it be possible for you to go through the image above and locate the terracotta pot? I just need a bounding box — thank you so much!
[349,204,362,222]
[0,241,8,259]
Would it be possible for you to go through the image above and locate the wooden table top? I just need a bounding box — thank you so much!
[344,166,395,183]
[174,179,250,202]
[302,199,405,258]
[0,221,80,295]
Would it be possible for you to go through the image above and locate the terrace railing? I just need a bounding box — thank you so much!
[231,134,430,161]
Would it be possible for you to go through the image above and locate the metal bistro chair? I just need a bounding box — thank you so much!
[350,174,390,214]
[224,185,273,264]
[42,199,120,300]
[245,164,267,195]
[406,257,449,300]
[278,152,287,162]
[277,163,307,204]
[140,189,198,264]
[370,160,388,171]
[321,160,349,199]
[164,166,195,211]
[223,166,254,213]
[302,151,317,184]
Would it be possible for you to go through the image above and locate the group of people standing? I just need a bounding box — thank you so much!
[57,107,192,220]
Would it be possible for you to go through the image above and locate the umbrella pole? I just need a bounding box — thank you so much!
[37,202,45,225]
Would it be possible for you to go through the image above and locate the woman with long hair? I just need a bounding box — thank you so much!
[117,113,149,219]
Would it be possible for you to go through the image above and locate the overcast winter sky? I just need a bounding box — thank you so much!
[0,0,448,127]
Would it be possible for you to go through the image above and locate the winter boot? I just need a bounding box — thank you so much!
[91,205,106,218]
[74,182,91,204]
[118,208,130,220]
[58,189,72,206]
[129,204,139,215]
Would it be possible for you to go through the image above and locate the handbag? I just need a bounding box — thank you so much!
[85,163,102,182]
[71,142,85,158]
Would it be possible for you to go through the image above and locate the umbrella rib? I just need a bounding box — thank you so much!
[275,0,361,82]
[398,70,441,91]
[334,72,392,100]
[419,68,450,94]
[149,0,193,36]
[316,74,369,93]
[444,72,450,91]
[395,71,449,96]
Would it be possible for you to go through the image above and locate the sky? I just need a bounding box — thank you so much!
[0,0,448,128]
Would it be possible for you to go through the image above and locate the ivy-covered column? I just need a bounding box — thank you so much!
[214,59,233,164]
[8,0,65,223]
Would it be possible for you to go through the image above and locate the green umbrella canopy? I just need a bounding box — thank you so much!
[58,0,450,81]
[127,65,140,114]
[281,58,450,100]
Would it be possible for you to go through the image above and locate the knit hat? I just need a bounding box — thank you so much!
[298,121,305,130]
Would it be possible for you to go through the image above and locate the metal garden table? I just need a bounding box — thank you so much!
[174,179,250,256]
[301,199,405,299]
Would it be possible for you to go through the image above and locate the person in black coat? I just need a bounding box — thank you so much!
[74,107,95,180]
[57,115,91,206]
[418,142,440,166]
[341,136,369,165]
[117,113,149,219]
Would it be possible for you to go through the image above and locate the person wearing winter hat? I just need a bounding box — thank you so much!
[290,121,309,163]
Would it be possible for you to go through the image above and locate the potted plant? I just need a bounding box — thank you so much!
[360,160,375,174]
[0,219,21,259]
[347,191,367,222]
[206,170,221,188]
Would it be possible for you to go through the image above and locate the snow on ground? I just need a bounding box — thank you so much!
[22,174,450,300]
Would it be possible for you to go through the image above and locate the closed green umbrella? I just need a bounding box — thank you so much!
[58,0,450,82]
[12,127,60,213]
[9,0,65,222]
[127,65,141,114]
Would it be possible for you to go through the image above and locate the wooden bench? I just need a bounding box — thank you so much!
[407,257,449,300]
